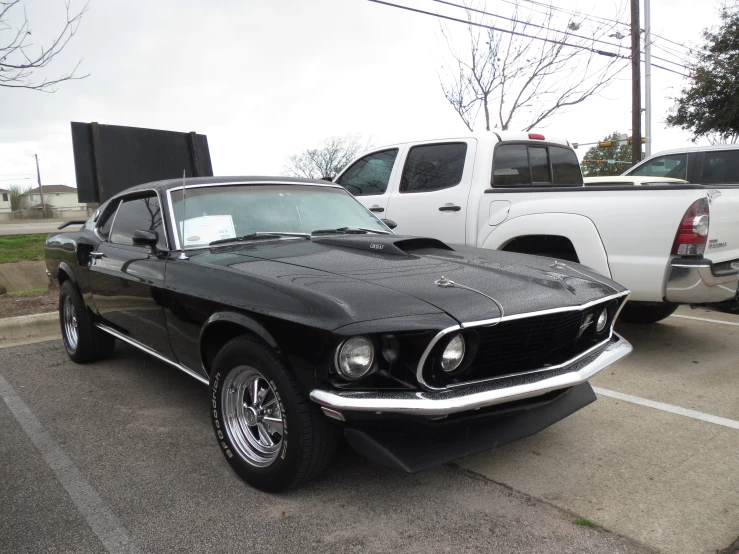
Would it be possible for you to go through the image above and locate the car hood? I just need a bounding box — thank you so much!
[190,235,626,325]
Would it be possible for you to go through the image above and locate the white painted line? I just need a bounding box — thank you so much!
[672,314,739,327]
[593,386,739,430]
[0,375,141,554]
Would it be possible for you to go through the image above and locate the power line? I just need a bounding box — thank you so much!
[369,0,690,77]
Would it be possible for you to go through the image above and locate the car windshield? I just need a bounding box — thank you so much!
[169,184,389,248]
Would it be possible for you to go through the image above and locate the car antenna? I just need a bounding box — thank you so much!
[178,169,189,260]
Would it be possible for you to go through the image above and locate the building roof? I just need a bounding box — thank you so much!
[22,185,78,195]
[29,203,55,210]
[0,188,9,193]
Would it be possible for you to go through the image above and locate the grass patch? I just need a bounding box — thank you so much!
[8,288,48,296]
[0,234,47,264]
[574,518,596,528]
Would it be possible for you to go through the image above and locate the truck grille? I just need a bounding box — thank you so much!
[422,300,617,388]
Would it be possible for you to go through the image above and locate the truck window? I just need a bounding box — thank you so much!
[630,153,687,179]
[400,143,467,193]
[700,150,739,184]
[530,147,551,184]
[550,147,583,185]
[492,145,530,186]
[337,149,398,196]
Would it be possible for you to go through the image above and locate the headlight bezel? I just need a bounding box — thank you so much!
[335,335,376,380]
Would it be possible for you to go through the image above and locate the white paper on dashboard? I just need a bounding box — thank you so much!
[180,215,236,246]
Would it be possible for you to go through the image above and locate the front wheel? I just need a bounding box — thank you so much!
[210,335,338,492]
[619,301,679,324]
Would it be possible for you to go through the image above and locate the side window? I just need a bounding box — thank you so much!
[551,147,583,185]
[400,143,467,193]
[109,195,165,249]
[631,154,688,179]
[96,200,120,239]
[492,145,530,186]
[2,193,7,202]
[700,150,739,184]
[337,149,398,196]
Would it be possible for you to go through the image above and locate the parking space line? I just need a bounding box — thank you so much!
[593,386,739,430]
[672,314,739,327]
[0,375,141,554]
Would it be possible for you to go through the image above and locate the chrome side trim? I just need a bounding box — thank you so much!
[96,323,208,385]
[165,181,346,251]
[416,290,630,391]
[310,334,632,416]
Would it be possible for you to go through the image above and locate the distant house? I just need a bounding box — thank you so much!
[0,188,10,213]
[20,185,86,213]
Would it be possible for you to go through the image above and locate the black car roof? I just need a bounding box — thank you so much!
[118,176,336,197]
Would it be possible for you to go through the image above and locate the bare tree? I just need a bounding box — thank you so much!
[7,183,26,210]
[438,1,628,132]
[1,0,88,92]
[283,134,371,180]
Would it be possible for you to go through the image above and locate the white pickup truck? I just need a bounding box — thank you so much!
[334,132,739,323]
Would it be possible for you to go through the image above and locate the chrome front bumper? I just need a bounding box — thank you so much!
[310,334,632,417]
[664,258,739,304]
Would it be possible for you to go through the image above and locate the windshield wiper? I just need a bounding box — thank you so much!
[209,232,310,246]
[311,227,391,236]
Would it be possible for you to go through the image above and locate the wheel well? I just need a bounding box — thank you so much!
[502,235,579,263]
[200,322,263,375]
[57,268,71,286]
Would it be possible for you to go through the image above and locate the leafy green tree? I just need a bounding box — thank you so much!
[7,184,26,211]
[666,4,739,143]
[581,132,634,177]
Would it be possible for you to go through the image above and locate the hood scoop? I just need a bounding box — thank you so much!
[310,235,454,256]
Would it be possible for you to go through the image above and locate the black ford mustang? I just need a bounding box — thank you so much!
[45,176,631,491]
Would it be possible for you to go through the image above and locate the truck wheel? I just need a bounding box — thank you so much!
[210,335,338,492]
[59,281,115,363]
[619,302,679,324]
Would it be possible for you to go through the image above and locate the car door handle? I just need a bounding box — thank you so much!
[90,251,106,259]
[369,206,385,213]
[438,205,461,212]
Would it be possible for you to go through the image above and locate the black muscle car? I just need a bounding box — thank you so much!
[45,176,632,491]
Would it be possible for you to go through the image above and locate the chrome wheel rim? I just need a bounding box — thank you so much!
[221,366,284,467]
[63,296,78,350]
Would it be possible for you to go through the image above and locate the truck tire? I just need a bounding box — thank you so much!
[59,281,115,362]
[210,335,338,492]
[619,302,679,324]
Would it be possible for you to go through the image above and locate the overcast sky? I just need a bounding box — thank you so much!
[0,0,723,190]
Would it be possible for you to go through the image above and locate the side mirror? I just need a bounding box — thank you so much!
[132,229,158,246]
[381,219,397,230]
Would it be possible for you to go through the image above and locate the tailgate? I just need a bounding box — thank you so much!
[705,188,739,264]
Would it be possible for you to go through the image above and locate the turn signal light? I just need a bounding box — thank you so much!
[672,198,709,256]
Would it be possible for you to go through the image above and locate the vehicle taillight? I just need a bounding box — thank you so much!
[672,198,709,256]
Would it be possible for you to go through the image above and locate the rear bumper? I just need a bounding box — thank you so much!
[664,258,739,304]
[309,333,631,417]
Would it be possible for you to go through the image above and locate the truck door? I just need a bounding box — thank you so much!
[384,139,476,245]
[335,148,401,218]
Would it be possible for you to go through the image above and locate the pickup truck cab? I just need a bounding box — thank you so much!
[335,132,739,323]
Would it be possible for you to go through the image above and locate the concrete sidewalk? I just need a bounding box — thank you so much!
[0,220,67,236]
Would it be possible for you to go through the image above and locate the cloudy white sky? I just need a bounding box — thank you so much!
[0,0,723,190]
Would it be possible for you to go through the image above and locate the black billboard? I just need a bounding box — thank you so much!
[71,122,213,203]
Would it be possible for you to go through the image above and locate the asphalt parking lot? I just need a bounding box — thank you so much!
[1,307,737,554]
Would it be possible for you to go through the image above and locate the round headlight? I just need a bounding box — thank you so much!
[596,309,608,333]
[441,334,466,372]
[338,336,374,379]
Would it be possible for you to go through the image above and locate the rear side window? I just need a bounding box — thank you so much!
[630,154,688,179]
[400,143,467,193]
[492,144,582,187]
[96,200,120,239]
[337,149,398,196]
[700,150,739,184]
[109,195,165,249]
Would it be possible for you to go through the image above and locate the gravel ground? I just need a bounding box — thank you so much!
[0,287,57,317]
[0,340,654,554]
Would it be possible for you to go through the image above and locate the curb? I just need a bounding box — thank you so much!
[0,312,59,343]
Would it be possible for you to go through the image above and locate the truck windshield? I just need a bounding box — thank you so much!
[169,184,389,248]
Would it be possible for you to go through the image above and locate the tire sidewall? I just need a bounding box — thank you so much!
[59,282,79,358]
[210,339,302,491]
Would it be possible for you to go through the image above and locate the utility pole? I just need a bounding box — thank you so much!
[644,0,652,158]
[630,0,642,166]
[34,153,46,218]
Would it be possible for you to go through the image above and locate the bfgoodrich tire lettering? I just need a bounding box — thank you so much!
[59,281,115,363]
[209,335,338,492]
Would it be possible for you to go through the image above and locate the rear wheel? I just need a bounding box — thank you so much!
[59,281,115,362]
[619,301,679,324]
[210,335,338,492]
